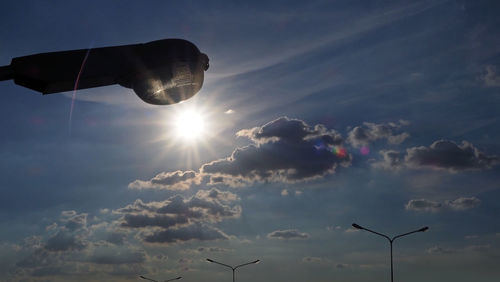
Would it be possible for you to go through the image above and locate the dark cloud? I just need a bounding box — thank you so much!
[374,140,498,172]
[405,140,498,172]
[115,189,240,244]
[347,121,409,147]
[120,213,188,229]
[129,170,201,190]
[142,223,229,244]
[202,117,351,187]
[267,229,310,240]
[406,197,481,212]
[106,232,127,245]
[45,231,86,252]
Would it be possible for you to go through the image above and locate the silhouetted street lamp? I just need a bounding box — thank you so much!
[206,258,260,282]
[0,39,209,105]
[139,275,182,282]
[352,223,428,282]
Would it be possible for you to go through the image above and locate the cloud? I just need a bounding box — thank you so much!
[60,210,88,231]
[45,231,86,252]
[302,256,323,263]
[481,65,500,87]
[115,189,240,244]
[347,121,409,147]
[445,197,481,211]
[405,140,498,172]
[141,223,230,244]
[405,199,442,212]
[426,244,491,255]
[267,229,310,240]
[202,117,351,187]
[373,150,405,170]
[406,197,480,212]
[374,140,498,172]
[426,246,456,254]
[87,247,146,265]
[181,246,231,255]
[129,170,202,190]
[106,232,127,245]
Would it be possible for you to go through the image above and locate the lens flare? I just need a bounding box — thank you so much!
[360,146,370,155]
[331,146,347,158]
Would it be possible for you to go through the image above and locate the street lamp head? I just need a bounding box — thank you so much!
[419,226,429,232]
[352,223,363,229]
[206,258,214,262]
[175,277,182,280]
[1,38,209,106]
[253,260,260,264]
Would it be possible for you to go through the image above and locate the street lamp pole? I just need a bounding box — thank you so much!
[352,223,428,282]
[139,275,182,282]
[206,258,260,282]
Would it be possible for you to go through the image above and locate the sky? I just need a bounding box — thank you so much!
[0,0,500,281]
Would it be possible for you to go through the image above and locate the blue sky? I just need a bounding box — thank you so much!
[1,0,500,281]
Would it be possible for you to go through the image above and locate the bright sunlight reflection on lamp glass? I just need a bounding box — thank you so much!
[174,110,205,140]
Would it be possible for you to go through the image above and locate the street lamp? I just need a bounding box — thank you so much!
[206,258,260,282]
[139,275,182,282]
[351,223,429,282]
[0,38,209,105]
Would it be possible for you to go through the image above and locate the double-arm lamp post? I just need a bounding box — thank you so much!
[139,275,182,282]
[352,223,429,282]
[206,258,260,282]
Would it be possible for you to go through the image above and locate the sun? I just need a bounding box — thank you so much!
[174,110,206,140]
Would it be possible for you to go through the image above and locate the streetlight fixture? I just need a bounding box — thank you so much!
[351,223,429,282]
[206,258,260,282]
[0,38,209,105]
[139,275,182,282]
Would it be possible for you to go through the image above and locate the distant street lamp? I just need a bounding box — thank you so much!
[0,39,209,105]
[351,223,429,282]
[139,275,182,282]
[206,258,260,282]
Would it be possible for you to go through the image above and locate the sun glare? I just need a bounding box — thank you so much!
[174,110,205,140]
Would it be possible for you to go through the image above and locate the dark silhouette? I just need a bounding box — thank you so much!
[206,258,260,282]
[0,39,209,105]
[139,275,182,282]
[352,223,429,282]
